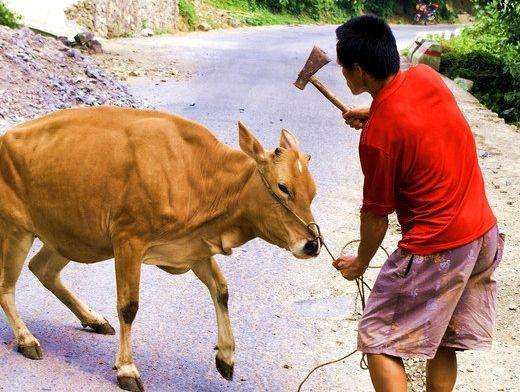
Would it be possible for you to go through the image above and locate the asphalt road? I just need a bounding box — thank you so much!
[0,24,456,392]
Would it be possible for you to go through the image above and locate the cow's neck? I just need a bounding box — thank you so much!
[196,147,258,255]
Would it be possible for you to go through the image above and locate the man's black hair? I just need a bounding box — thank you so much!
[336,15,400,80]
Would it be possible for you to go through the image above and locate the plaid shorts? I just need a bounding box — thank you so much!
[358,225,504,359]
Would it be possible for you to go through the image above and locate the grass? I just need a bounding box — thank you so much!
[209,0,348,26]
[179,0,199,29]
[207,1,459,28]
[0,1,20,28]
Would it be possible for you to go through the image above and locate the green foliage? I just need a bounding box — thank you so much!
[435,0,456,22]
[211,1,459,25]
[335,0,365,15]
[254,0,348,20]
[220,0,434,22]
[336,0,454,21]
[363,0,399,18]
[440,1,520,123]
[179,0,199,29]
[473,0,520,44]
[211,0,256,10]
[0,1,20,28]
[211,0,349,24]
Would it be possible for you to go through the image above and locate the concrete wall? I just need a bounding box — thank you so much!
[65,0,179,38]
[4,0,179,38]
[4,0,82,38]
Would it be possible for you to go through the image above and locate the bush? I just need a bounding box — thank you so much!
[441,50,520,121]
[255,0,339,20]
[440,1,520,123]
[363,0,399,18]
[255,0,406,20]
[338,0,453,21]
[0,1,20,28]
[216,1,456,23]
[179,0,199,29]
[336,0,364,15]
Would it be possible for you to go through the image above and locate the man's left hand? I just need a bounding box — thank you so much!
[333,255,367,280]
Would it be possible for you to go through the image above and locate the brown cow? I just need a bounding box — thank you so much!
[0,107,320,391]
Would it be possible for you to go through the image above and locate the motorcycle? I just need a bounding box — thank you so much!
[414,2,440,25]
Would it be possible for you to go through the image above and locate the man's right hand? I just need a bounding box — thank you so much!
[343,107,370,130]
[333,255,368,281]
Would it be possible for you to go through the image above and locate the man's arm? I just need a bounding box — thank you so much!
[335,115,395,280]
[333,211,388,280]
[358,210,388,265]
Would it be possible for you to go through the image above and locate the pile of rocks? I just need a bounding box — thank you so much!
[57,31,103,54]
[0,26,142,133]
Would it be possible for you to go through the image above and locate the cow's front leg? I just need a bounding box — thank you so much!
[192,257,235,380]
[113,239,145,391]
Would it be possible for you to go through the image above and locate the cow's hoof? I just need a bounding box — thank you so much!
[117,376,145,392]
[216,356,234,381]
[17,344,43,360]
[83,319,116,335]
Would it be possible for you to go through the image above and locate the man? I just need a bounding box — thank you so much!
[332,15,503,392]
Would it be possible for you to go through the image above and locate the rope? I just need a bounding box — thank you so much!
[296,349,358,391]
[255,167,389,391]
[296,238,389,391]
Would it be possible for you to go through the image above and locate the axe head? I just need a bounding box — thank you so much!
[294,46,332,90]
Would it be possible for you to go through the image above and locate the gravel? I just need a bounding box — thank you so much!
[0,26,142,133]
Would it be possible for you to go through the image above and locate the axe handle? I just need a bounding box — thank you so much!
[309,76,351,113]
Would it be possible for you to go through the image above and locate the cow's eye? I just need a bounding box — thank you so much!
[278,183,290,196]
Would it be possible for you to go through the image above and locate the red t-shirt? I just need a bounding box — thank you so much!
[360,64,496,255]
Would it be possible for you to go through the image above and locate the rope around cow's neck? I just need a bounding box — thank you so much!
[255,168,389,391]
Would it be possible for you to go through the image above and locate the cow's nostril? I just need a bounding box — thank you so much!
[304,240,319,255]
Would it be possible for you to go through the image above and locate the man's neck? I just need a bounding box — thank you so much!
[367,72,398,99]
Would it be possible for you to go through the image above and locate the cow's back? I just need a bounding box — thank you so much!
[0,107,222,262]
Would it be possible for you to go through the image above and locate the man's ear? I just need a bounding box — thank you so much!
[355,63,368,83]
[280,128,300,150]
[238,122,267,164]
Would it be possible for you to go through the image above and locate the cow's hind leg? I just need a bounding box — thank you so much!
[192,257,235,381]
[28,245,115,335]
[0,227,41,359]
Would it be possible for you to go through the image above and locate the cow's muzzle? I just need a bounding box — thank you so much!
[304,238,321,256]
[291,237,321,259]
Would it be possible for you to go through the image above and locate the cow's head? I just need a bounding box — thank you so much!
[238,122,320,259]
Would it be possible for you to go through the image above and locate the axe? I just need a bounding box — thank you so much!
[294,46,351,113]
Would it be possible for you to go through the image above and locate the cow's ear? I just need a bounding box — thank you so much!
[280,128,300,151]
[238,122,267,164]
